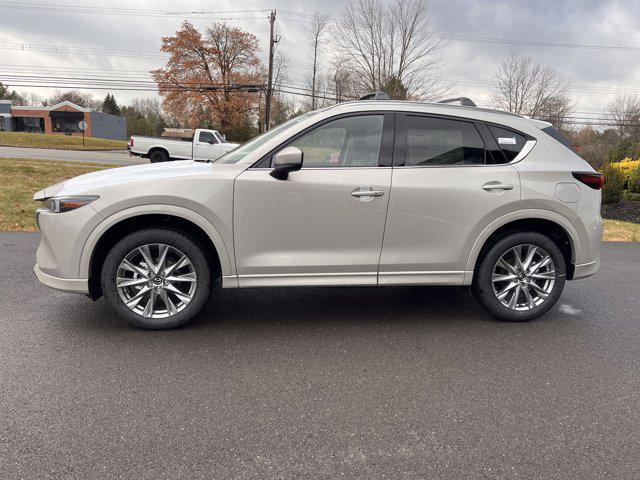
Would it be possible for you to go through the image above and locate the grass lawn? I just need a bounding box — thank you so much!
[0,131,127,151]
[602,219,640,242]
[0,157,112,231]
[1,156,639,243]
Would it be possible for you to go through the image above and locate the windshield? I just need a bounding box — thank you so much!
[215,113,315,164]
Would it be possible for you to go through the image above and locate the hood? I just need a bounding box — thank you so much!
[34,160,200,200]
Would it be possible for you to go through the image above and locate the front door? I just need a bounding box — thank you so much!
[379,113,522,285]
[193,131,222,160]
[233,113,394,287]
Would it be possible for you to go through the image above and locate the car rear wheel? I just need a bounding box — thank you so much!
[101,229,210,329]
[149,150,169,163]
[472,232,566,322]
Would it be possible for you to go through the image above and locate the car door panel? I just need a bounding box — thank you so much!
[379,166,520,276]
[379,113,521,283]
[233,113,394,286]
[234,168,391,283]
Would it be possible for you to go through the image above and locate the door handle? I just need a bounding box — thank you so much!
[351,187,385,197]
[482,183,514,191]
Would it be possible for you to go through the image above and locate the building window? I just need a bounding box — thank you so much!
[0,117,5,131]
[13,117,45,133]
[51,112,84,133]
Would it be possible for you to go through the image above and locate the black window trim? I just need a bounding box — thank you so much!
[250,111,396,169]
[393,112,538,168]
[394,112,489,168]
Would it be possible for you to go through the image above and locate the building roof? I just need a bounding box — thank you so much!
[9,100,91,112]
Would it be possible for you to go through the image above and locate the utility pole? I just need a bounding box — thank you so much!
[265,10,278,131]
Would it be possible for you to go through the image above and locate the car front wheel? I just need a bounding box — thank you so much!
[101,229,210,329]
[472,232,566,322]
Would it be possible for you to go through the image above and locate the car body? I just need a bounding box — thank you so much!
[34,99,603,328]
[128,128,239,163]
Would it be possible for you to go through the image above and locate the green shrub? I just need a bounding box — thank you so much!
[623,190,640,202]
[628,165,640,194]
[602,163,625,204]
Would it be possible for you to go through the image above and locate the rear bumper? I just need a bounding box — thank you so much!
[572,257,600,280]
[34,264,89,294]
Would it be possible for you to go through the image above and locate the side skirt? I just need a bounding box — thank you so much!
[222,271,473,288]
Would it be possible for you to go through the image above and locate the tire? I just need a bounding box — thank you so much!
[149,149,169,163]
[101,229,210,329]
[472,232,566,322]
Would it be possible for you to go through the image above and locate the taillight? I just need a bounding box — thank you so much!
[572,171,604,190]
[129,137,134,147]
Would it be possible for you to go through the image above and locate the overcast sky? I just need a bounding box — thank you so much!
[1,0,639,123]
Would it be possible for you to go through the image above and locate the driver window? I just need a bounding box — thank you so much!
[199,131,217,144]
[289,115,384,168]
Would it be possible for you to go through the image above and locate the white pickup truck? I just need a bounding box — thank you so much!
[128,128,239,163]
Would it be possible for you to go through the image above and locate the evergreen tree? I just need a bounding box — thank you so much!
[102,94,122,116]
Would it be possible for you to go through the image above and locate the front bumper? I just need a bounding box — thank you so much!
[34,264,89,294]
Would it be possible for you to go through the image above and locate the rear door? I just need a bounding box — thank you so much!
[378,113,521,285]
[233,113,394,286]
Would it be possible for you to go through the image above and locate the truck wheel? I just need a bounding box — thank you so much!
[149,150,169,163]
[101,229,210,329]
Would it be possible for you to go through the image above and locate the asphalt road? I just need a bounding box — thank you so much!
[0,146,146,165]
[1,233,640,479]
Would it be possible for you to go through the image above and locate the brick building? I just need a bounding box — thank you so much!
[0,100,127,140]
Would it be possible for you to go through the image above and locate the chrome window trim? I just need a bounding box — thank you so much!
[508,139,537,164]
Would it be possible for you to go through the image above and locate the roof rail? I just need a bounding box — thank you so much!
[437,97,477,107]
[359,91,390,101]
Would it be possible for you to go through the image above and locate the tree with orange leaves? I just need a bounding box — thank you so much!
[152,21,262,141]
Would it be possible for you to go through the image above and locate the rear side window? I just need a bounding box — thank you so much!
[542,126,575,152]
[404,116,485,166]
[488,125,527,162]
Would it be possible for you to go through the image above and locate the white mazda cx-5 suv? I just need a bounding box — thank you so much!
[33,97,603,329]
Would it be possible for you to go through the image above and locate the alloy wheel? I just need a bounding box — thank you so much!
[116,243,197,319]
[491,244,556,311]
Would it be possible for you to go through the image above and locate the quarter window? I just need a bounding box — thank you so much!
[488,125,527,162]
[404,116,485,166]
[289,115,384,168]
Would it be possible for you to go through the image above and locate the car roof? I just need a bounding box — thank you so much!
[323,100,543,136]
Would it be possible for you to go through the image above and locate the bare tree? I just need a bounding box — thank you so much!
[493,54,573,127]
[331,0,448,99]
[605,95,640,137]
[45,90,101,110]
[308,12,329,110]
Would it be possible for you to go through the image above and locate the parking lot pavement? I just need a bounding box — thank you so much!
[0,146,146,165]
[1,232,640,479]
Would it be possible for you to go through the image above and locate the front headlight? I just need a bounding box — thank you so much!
[43,195,100,213]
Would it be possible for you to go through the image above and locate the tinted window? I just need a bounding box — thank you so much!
[404,116,485,166]
[289,115,384,168]
[199,131,217,144]
[488,125,527,162]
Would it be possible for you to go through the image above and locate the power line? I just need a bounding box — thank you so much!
[0,1,270,19]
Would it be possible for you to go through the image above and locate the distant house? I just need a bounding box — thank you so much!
[0,100,127,141]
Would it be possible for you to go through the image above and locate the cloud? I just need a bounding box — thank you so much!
[1,0,638,117]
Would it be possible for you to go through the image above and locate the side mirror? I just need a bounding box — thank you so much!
[270,146,303,180]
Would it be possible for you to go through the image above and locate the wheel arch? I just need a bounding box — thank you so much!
[80,205,233,299]
[466,210,582,283]
[148,147,170,160]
